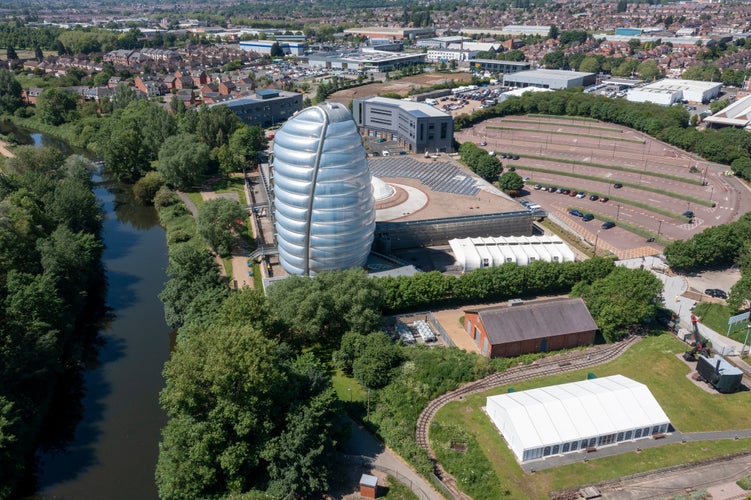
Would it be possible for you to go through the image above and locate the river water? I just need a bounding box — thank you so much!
[27,133,170,499]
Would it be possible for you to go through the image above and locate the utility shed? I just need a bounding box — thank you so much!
[449,235,575,272]
[464,297,597,357]
[486,375,671,462]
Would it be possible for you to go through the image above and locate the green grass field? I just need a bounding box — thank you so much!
[431,334,751,498]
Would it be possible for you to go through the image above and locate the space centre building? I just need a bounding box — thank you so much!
[272,102,376,275]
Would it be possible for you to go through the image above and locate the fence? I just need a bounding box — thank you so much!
[427,311,455,348]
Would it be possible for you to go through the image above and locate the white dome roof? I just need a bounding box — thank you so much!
[371,176,395,201]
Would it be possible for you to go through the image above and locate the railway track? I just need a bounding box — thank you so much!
[415,335,641,499]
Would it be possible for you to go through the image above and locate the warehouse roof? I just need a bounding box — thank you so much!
[466,297,597,344]
[487,375,670,461]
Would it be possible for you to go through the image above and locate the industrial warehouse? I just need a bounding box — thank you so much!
[486,375,672,463]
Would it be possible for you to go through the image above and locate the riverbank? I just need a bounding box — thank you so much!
[0,139,14,158]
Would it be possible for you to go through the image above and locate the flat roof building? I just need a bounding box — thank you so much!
[471,59,530,75]
[627,78,722,105]
[426,48,478,62]
[487,375,671,462]
[352,96,453,154]
[239,40,307,56]
[308,50,425,72]
[343,26,435,40]
[215,89,302,128]
[500,86,553,102]
[503,69,596,90]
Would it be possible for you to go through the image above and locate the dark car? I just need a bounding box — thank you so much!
[508,166,516,171]
[705,288,728,299]
[601,221,616,229]
[569,209,584,217]
[582,213,594,222]
[547,186,557,193]
[568,190,577,197]
[682,211,694,218]
[512,154,520,160]
[613,183,623,189]
[589,194,599,201]
[599,196,609,203]
[560,189,570,195]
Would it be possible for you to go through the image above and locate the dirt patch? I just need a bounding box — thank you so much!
[328,72,473,108]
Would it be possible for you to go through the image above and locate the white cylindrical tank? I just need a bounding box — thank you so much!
[273,102,375,275]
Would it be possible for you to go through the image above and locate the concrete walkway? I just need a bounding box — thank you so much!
[617,256,747,357]
[341,419,442,500]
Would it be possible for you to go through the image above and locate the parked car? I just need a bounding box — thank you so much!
[599,196,609,203]
[705,288,728,299]
[601,221,616,229]
[547,186,557,193]
[560,189,570,195]
[534,184,542,190]
[568,190,578,197]
[613,183,623,189]
[576,192,586,198]
[508,166,516,171]
[480,141,487,146]
[682,211,694,218]
[582,213,594,222]
[569,209,584,217]
[512,154,520,160]
[589,194,599,201]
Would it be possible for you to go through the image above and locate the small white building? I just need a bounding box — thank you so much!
[449,235,575,272]
[426,48,478,62]
[703,94,751,129]
[627,79,722,106]
[486,375,671,463]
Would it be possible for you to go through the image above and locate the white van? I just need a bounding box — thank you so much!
[382,150,390,156]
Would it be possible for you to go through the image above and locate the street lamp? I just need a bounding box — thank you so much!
[593,230,600,257]
[709,185,714,204]
[616,204,621,220]
[657,220,663,238]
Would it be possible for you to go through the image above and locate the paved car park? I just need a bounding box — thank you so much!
[456,115,751,258]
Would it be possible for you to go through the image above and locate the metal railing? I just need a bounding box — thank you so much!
[427,311,455,348]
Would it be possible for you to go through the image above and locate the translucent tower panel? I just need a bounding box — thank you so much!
[273,102,375,275]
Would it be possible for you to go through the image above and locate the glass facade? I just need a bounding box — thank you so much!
[273,103,375,275]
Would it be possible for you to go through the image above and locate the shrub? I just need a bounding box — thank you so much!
[153,185,177,207]
[132,171,165,205]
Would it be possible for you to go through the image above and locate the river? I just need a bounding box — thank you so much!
[23,132,170,499]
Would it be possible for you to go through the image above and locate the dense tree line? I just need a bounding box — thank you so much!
[154,199,376,498]
[0,150,104,499]
[455,89,751,180]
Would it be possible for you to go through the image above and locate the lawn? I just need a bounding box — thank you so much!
[431,334,751,498]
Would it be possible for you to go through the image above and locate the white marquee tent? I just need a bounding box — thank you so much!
[449,235,575,272]
[486,375,671,462]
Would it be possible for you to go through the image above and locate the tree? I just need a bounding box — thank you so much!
[571,267,662,342]
[637,59,661,81]
[548,25,559,40]
[578,56,602,74]
[157,133,212,190]
[132,171,165,205]
[6,45,17,60]
[270,42,285,58]
[0,69,22,114]
[266,269,384,344]
[498,171,524,195]
[228,125,267,170]
[111,83,137,111]
[34,45,43,61]
[157,325,287,499]
[35,88,78,125]
[352,331,403,389]
[196,198,246,257]
[159,245,224,329]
